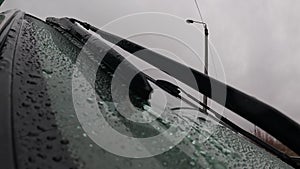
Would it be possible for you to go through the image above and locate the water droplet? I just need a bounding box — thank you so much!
[27,131,39,137]
[222,148,231,155]
[46,136,56,141]
[190,161,196,166]
[28,157,35,163]
[86,97,94,103]
[37,125,46,132]
[60,139,69,145]
[42,68,53,75]
[52,156,62,162]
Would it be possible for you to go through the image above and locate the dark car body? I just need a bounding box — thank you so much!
[0,10,299,169]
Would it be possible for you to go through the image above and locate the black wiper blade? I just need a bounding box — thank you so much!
[46,17,300,158]
[62,17,300,157]
[44,17,300,166]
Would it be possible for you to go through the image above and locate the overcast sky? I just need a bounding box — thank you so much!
[2,0,300,126]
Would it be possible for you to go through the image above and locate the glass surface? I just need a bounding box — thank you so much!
[11,15,293,169]
[0,15,5,24]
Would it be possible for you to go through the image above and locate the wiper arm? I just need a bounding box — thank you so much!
[46,17,300,166]
[60,17,300,157]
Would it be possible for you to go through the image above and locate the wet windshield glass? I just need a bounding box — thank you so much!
[11,15,293,169]
[0,15,4,24]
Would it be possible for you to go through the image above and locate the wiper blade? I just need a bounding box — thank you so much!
[46,17,300,160]
[62,17,300,157]
[45,17,300,166]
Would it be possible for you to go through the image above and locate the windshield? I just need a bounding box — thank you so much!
[10,14,294,169]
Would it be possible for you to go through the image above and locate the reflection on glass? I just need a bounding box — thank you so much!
[0,15,5,25]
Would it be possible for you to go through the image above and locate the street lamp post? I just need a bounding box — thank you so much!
[186,19,209,114]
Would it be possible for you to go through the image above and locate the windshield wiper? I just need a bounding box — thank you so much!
[62,17,300,155]
[46,17,300,167]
